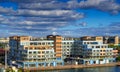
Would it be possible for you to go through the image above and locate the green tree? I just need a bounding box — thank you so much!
[116,56,120,62]
[18,68,23,72]
[5,67,15,72]
[108,44,120,50]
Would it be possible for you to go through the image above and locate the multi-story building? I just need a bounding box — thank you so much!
[103,36,119,45]
[74,36,118,64]
[62,37,81,59]
[0,38,9,43]
[8,35,118,67]
[8,35,64,68]
[103,36,120,55]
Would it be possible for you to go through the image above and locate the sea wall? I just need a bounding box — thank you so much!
[24,62,120,71]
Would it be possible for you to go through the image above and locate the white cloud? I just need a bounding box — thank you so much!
[79,0,120,14]
[0,0,120,37]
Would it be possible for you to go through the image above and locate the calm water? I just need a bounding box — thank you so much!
[39,66,120,72]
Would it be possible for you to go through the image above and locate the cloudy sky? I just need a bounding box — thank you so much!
[0,0,120,37]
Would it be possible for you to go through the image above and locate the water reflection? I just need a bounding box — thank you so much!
[35,66,120,72]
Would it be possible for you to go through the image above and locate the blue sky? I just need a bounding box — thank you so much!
[0,0,120,37]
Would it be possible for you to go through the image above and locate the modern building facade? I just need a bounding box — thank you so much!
[9,35,64,68]
[8,35,118,68]
[74,36,118,65]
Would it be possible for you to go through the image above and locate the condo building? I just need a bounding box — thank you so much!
[8,35,118,68]
[74,36,118,64]
[8,35,64,68]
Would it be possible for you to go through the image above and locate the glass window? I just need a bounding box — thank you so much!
[33,51,37,54]
[96,46,100,48]
[38,51,41,54]
[29,52,32,54]
[25,47,28,49]
[42,51,45,53]
[42,42,45,45]
[46,51,49,53]
[38,43,41,45]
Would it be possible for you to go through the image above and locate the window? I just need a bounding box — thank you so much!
[70,42,73,44]
[38,56,41,57]
[46,51,49,53]
[42,55,45,57]
[42,47,45,49]
[35,47,37,49]
[96,46,100,48]
[87,42,89,44]
[37,47,40,49]
[38,43,41,45]
[29,52,32,54]
[30,47,32,49]
[84,42,86,44]
[33,51,37,54]
[50,51,53,53]
[30,43,34,45]
[25,47,28,49]
[67,49,69,51]
[42,51,45,53]
[97,50,99,52]
[67,46,69,48]
[42,42,45,45]
[34,42,37,45]
[38,51,41,54]
[67,42,69,44]
[50,55,53,57]
[48,42,50,44]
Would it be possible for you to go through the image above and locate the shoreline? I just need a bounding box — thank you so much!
[24,62,120,71]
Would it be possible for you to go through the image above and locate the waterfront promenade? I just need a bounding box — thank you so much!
[24,62,120,71]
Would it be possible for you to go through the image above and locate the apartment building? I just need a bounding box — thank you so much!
[0,38,9,43]
[74,36,118,64]
[8,35,64,68]
[8,35,118,67]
